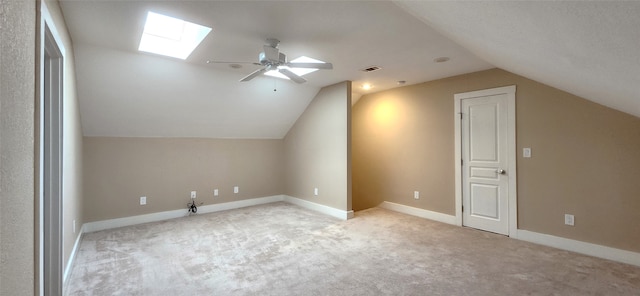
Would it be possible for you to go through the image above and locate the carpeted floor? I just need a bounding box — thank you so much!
[64,202,640,295]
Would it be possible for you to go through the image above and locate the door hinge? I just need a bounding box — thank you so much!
[459,112,463,119]
[461,159,464,166]
[462,205,464,212]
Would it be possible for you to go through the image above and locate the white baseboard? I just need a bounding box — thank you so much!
[516,230,640,267]
[283,195,354,220]
[63,229,84,284]
[83,195,354,232]
[378,201,640,267]
[83,195,285,233]
[84,208,187,233]
[197,195,284,214]
[378,201,457,225]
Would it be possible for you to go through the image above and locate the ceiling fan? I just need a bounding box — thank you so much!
[207,38,333,84]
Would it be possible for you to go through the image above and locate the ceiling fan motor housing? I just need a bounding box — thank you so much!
[259,45,286,65]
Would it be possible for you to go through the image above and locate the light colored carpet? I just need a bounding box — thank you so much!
[65,202,640,295]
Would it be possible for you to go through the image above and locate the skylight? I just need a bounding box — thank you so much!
[138,12,211,60]
[265,56,325,80]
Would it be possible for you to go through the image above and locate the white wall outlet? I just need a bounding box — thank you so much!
[140,196,147,205]
[564,214,575,226]
[523,148,532,158]
[214,189,219,197]
[191,191,197,199]
[234,186,239,194]
[414,191,420,200]
[314,187,319,196]
[73,220,76,234]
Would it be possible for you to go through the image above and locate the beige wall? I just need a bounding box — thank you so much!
[0,0,36,294]
[284,82,352,211]
[83,137,284,222]
[43,0,85,276]
[84,82,354,221]
[352,68,640,252]
[352,80,455,213]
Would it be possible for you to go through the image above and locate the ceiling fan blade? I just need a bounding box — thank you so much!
[285,62,333,70]
[279,68,307,84]
[207,60,261,65]
[240,68,267,82]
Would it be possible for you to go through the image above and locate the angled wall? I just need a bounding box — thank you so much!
[284,82,352,212]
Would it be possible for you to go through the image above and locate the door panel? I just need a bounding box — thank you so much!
[469,104,498,161]
[470,184,499,219]
[462,94,509,234]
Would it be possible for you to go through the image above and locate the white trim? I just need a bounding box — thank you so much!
[375,200,640,267]
[83,195,285,232]
[516,230,640,267]
[453,95,463,227]
[39,3,67,295]
[378,201,456,225]
[454,85,517,235]
[197,195,283,214]
[76,196,640,268]
[283,195,354,220]
[83,195,354,233]
[62,229,83,284]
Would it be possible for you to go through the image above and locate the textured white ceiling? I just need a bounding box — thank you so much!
[63,1,640,139]
[395,1,640,118]
[60,1,492,138]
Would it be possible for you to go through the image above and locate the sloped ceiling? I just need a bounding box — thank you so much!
[62,1,639,139]
[60,1,492,138]
[395,1,640,118]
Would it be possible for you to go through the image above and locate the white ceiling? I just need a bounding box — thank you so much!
[60,0,492,138]
[60,1,640,139]
[395,1,640,118]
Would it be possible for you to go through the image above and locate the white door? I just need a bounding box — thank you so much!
[458,88,514,235]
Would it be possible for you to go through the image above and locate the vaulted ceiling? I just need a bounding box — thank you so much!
[60,1,640,139]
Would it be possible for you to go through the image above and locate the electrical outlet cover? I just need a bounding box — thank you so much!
[191,191,197,199]
[564,214,575,226]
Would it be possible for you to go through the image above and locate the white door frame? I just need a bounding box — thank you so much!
[38,2,65,295]
[454,86,518,236]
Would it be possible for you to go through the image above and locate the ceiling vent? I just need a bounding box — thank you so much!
[361,66,381,72]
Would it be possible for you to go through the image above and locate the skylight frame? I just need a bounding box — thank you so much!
[138,11,212,60]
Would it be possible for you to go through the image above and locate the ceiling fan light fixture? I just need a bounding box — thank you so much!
[264,56,326,80]
[138,11,212,60]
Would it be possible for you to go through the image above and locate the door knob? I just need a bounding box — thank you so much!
[496,169,506,174]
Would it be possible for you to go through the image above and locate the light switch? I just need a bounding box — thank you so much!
[523,148,531,158]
